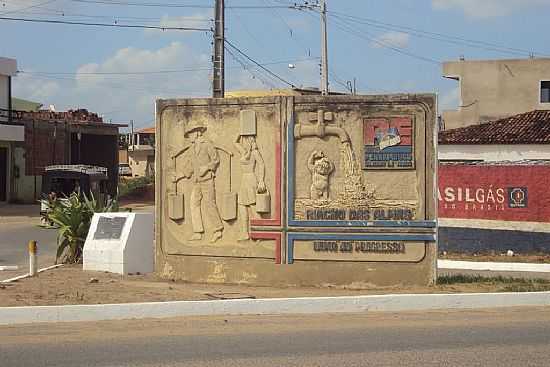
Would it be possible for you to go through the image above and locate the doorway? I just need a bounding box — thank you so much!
[0,147,7,202]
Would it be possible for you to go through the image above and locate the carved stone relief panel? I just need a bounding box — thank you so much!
[158,100,282,260]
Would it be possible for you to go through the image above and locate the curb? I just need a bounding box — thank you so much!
[0,266,18,271]
[438,260,550,273]
[2,291,550,325]
[0,264,63,283]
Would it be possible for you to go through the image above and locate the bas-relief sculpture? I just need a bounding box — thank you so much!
[156,95,438,287]
[287,104,427,264]
[233,130,268,241]
[307,150,333,200]
[181,121,224,243]
[164,107,278,260]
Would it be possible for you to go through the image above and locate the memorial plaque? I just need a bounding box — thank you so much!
[93,216,127,240]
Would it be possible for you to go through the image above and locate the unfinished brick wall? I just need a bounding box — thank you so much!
[24,120,69,176]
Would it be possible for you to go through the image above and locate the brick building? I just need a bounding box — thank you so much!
[9,109,126,203]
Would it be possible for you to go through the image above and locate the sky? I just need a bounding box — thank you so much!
[1,0,550,130]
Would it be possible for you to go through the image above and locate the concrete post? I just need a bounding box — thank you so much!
[28,240,37,276]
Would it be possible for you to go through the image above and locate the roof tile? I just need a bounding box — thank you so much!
[439,110,550,144]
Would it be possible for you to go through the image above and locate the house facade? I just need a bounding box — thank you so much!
[442,58,550,130]
[0,57,24,203]
[127,126,155,178]
[438,110,550,253]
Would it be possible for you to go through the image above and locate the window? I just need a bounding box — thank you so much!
[541,81,550,103]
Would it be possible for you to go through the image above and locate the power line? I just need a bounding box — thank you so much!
[68,0,292,9]
[0,16,212,31]
[224,39,296,88]
[20,72,210,95]
[328,11,549,58]
[69,0,213,8]
[13,9,213,24]
[262,0,312,56]
[226,47,276,89]
[18,58,319,76]
[298,8,375,94]
[323,10,441,66]
[0,0,57,16]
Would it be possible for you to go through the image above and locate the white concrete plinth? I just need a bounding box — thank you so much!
[83,213,154,275]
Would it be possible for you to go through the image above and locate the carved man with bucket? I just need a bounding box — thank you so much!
[182,121,224,243]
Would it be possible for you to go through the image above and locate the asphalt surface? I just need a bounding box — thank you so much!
[0,204,154,272]
[0,221,58,268]
[1,308,549,366]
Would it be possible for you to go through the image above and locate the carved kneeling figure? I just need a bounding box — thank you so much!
[307,150,334,200]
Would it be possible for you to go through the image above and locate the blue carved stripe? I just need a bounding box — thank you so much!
[364,146,412,153]
[288,219,437,228]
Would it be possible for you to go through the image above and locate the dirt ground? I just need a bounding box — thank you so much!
[440,252,550,263]
[1,265,548,307]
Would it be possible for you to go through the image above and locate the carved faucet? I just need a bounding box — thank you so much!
[294,109,350,143]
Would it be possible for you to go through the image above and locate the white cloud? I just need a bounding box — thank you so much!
[12,71,61,105]
[371,31,410,49]
[14,42,212,128]
[432,0,550,18]
[13,42,317,128]
[145,12,213,36]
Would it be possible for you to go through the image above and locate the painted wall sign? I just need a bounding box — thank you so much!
[508,187,528,208]
[438,165,550,223]
[363,116,415,170]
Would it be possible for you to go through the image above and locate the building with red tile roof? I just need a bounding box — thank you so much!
[438,110,550,163]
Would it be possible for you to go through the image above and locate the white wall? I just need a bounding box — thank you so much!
[128,150,154,177]
[0,124,24,141]
[0,57,17,114]
[0,75,8,111]
[439,144,550,162]
[13,146,41,203]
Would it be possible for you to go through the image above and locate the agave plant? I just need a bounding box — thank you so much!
[42,192,119,264]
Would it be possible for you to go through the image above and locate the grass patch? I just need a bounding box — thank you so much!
[501,284,550,292]
[438,274,550,285]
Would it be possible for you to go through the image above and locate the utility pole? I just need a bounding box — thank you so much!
[320,0,329,95]
[213,0,225,98]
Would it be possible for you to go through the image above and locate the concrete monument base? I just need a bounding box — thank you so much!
[84,213,154,275]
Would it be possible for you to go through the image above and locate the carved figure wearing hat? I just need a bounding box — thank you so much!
[181,120,224,243]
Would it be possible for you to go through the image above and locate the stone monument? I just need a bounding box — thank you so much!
[155,94,437,287]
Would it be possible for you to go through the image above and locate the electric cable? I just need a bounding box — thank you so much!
[0,15,212,31]
[224,39,297,87]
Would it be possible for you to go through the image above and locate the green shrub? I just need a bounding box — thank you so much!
[118,176,153,198]
[41,192,120,264]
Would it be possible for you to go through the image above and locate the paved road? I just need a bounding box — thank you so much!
[1,308,549,366]
[0,221,58,268]
[0,204,154,272]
